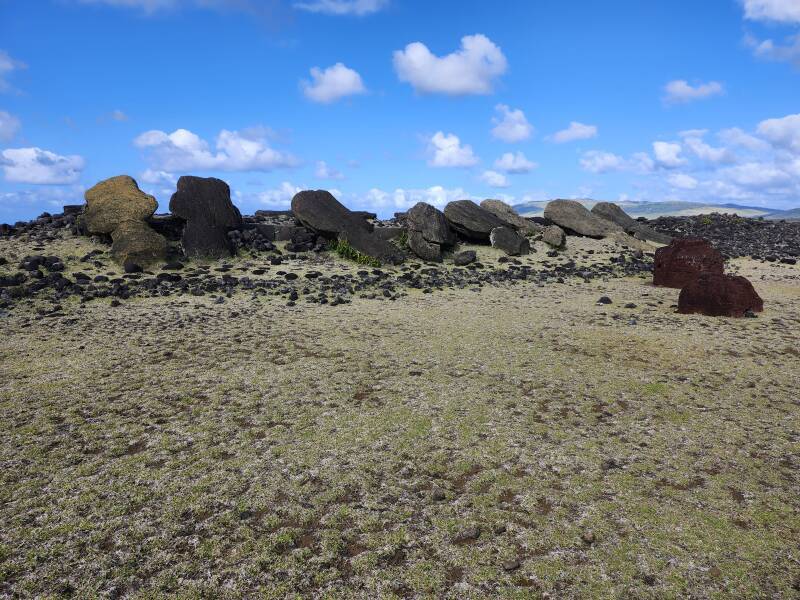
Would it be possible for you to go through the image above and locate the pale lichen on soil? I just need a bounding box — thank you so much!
[1,232,799,598]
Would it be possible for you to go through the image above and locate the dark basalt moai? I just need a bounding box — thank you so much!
[678,272,763,317]
[591,202,673,245]
[443,200,507,242]
[169,176,243,259]
[544,199,622,238]
[406,202,456,262]
[653,238,724,288]
[489,226,530,256]
[291,190,405,264]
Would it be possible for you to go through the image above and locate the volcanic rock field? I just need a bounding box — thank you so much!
[0,177,799,598]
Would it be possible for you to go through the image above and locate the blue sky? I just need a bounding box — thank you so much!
[1,0,799,221]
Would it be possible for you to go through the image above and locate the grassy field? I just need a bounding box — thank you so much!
[1,249,799,598]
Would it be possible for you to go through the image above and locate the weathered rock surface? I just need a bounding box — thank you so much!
[83,175,166,265]
[678,272,763,317]
[444,200,507,241]
[653,238,725,288]
[408,230,443,262]
[169,176,243,259]
[84,175,158,234]
[453,250,477,266]
[542,225,566,248]
[480,199,541,235]
[407,202,456,246]
[591,202,672,245]
[292,190,405,264]
[405,202,455,261]
[544,199,622,238]
[490,226,530,256]
[111,221,168,265]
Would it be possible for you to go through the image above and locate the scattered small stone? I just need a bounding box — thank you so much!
[597,296,612,305]
[502,559,521,571]
[453,525,481,544]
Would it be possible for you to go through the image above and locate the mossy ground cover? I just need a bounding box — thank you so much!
[0,245,798,598]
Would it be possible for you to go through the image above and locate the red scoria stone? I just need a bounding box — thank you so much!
[678,272,764,318]
[653,238,724,288]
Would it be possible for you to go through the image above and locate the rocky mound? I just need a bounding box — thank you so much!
[646,213,800,263]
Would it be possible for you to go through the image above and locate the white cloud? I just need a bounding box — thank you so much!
[490,104,532,142]
[493,151,537,173]
[663,80,724,104]
[361,185,473,210]
[427,131,479,167]
[301,62,366,103]
[757,113,800,153]
[551,121,598,143]
[746,33,800,66]
[667,173,698,190]
[252,181,303,209]
[393,34,507,95]
[315,160,344,179]
[682,135,735,163]
[653,141,687,168]
[717,127,769,151]
[719,161,793,188]
[0,50,26,93]
[579,150,654,174]
[0,110,21,141]
[0,184,85,211]
[140,169,177,185]
[741,0,800,24]
[479,170,510,188]
[292,0,388,15]
[134,127,298,172]
[579,150,625,173]
[1,147,85,184]
[111,109,128,121]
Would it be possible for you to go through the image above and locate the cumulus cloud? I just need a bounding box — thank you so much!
[140,169,177,185]
[682,135,735,164]
[0,50,26,93]
[652,141,687,168]
[301,63,366,103]
[393,34,507,95]
[315,160,345,179]
[490,105,532,143]
[746,33,800,66]
[360,185,473,210]
[493,151,537,174]
[250,181,303,209]
[551,121,598,143]
[0,110,21,141]
[292,0,388,15]
[757,113,800,152]
[479,170,509,188]
[663,80,724,104]
[1,147,85,184]
[426,131,479,167]
[718,127,770,151]
[133,127,298,172]
[579,150,654,174]
[741,0,800,24]
[667,173,699,190]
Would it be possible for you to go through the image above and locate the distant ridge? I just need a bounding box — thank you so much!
[511,198,800,220]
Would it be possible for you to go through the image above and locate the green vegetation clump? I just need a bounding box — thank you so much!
[330,238,381,267]
[394,230,409,251]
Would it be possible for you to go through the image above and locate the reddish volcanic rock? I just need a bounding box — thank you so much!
[653,238,724,288]
[678,272,764,317]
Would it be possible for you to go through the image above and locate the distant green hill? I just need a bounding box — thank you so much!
[511,198,798,219]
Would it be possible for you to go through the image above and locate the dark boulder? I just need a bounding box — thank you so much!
[480,199,541,235]
[443,200,506,242]
[591,202,672,245]
[169,176,243,259]
[453,250,477,266]
[292,190,404,265]
[407,230,442,262]
[541,225,566,248]
[678,272,763,317]
[147,214,186,241]
[407,202,456,246]
[544,199,622,238]
[653,238,724,288]
[489,227,530,256]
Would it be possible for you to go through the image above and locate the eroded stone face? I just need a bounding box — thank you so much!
[84,175,158,235]
[169,176,243,259]
[653,238,724,288]
[678,272,764,317]
[83,175,166,266]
